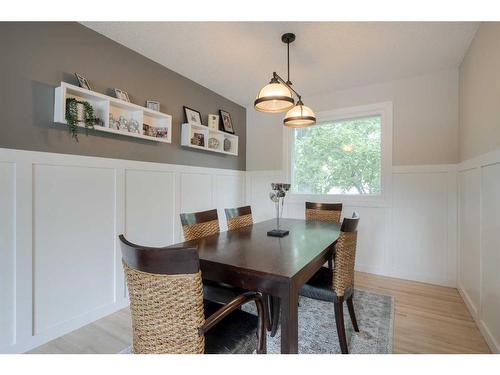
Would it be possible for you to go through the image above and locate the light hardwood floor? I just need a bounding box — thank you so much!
[29,271,490,354]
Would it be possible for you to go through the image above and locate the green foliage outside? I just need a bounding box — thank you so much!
[292,116,381,195]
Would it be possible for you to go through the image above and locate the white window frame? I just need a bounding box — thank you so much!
[283,101,393,207]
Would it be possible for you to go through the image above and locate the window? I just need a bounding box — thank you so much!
[287,102,392,200]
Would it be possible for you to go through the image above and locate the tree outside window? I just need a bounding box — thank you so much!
[292,116,381,195]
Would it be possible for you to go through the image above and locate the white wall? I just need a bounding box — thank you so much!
[0,147,246,354]
[246,70,461,290]
[459,23,500,162]
[247,68,459,170]
[456,22,500,354]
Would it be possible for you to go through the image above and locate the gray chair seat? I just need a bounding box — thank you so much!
[204,301,258,354]
[299,266,336,301]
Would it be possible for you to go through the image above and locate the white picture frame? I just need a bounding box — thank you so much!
[146,100,160,112]
[208,114,219,130]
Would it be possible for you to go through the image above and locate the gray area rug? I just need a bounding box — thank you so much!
[120,288,393,354]
[244,289,394,354]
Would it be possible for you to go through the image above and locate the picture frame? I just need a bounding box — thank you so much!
[190,132,205,147]
[184,106,203,126]
[146,100,160,112]
[75,73,91,91]
[208,114,219,130]
[114,88,130,102]
[219,109,234,134]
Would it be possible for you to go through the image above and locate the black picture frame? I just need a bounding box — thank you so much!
[219,109,235,134]
[183,106,203,126]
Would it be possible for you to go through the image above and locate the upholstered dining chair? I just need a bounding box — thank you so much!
[299,213,360,354]
[119,235,267,354]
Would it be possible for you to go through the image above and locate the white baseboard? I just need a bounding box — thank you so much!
[478,320,500,354]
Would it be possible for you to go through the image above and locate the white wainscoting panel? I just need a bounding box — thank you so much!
[457,148,500,353]
[0,162,15,348]
[125,169,175,246]
[392,171,451,285]
[33,164,117,335]
[458,167,481,314]
[180,173,213,214]
[246,171,285,223]
[0,147,247,353]
[345,206,390,276]
[479,163,500,352]
[215,174,246,231]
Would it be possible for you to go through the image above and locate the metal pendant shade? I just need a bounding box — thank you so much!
[254,33,316,128]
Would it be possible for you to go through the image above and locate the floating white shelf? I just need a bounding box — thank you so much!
[53,82,172,143]
[181,123,238,156]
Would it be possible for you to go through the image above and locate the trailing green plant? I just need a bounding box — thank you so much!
[65,98,96,141]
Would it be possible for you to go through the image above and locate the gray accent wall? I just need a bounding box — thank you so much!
[0,22,246,170]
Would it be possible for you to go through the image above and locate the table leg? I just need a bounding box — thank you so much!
[280,285,298,354]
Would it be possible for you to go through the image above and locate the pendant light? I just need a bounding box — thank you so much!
[254,76,294,113]
[254,33,316,127]
[283,98,316,127]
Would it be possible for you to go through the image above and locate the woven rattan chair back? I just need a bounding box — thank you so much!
[305,202,343,223]
[332,213,360,297]
[119,235,205,354]
[180,209,220,241]
[225,205,253,231]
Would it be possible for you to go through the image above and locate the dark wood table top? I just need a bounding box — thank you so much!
[173,218,341,280]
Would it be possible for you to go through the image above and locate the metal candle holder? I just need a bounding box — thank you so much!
[267,183,291,237]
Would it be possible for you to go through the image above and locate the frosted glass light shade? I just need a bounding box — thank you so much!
[254,83,295,113]
[283,102,316,127]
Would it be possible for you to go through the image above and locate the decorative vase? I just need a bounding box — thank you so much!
[267,183,291,237]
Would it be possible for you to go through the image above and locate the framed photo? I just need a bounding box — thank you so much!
[75,73,91,91]
[208,114,219,130]
[219,110,234,134]
[114,88,130,102]
[184,106,203,126]
[190,132,205,147]
[146,100,160,112]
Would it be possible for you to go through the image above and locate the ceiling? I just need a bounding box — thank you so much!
[83,22,479,107]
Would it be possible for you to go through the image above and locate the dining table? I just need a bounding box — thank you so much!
[170,218,341,354]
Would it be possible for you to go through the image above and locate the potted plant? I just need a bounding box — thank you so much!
[65,98,96,141]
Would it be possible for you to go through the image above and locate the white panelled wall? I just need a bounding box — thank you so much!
[247,165,458,287]
[457,149,500,353]
[1,147,498,353]
[0,148,246,353]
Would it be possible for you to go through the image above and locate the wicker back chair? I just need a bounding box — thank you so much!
[180,209,220,241]
[305,202,343,223]
[119,235,266,354]
[299,213,360,354]
[225,205,253,231]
